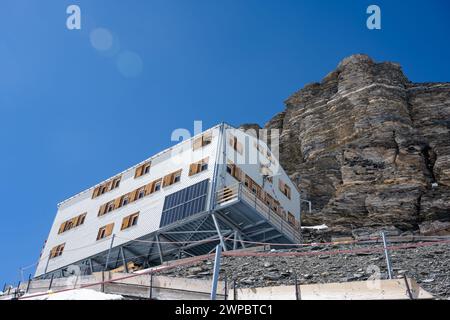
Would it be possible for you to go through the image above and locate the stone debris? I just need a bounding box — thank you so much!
[158,242,450,299]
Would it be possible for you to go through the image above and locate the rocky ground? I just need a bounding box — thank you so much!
[159,241,450,299]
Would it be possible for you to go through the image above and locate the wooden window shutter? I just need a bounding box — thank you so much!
[92,187,100,199]
[236,141,243,154]
[113,197,121,209]
[135,165,144,178]
[121,216,131,230]
[58,222,67,234]
[234,167,242,181]
[104,181,112,192]
[129,190,138,202]
[50,247,56,258]
[105,223,114,237]
[163,174,172,187]
[193,137,203,151]
[229,135,235,147]
[189,163,200,176]
[189,163,195,176]
[98,204,107,216]
[145,179,157,195]
[278,179,283,191]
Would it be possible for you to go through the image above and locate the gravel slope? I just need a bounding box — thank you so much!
[159,242,450,299]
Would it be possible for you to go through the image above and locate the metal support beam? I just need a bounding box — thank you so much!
[233,231,238,250]
[146,238,155,264]
[120,247,128,273]
[155,234,164,264]
[88,259,94,274]
[241,220,266,231]
[211,213,228,251]
[381,231,393,279]
[237,233,246,249]
[247,227,275,238]
[104,234,116,271]
[210,245,222,300]
[262,234,283,242]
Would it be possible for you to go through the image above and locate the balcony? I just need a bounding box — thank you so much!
[215,183,302,244]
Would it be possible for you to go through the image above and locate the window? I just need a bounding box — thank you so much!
[97,223,114,240]
[121,212,139,230]
[106,201,115,213]
[226,160,243,181]
[50,243,65,259]
[135,161,151,178]
[163,170,182,187]
[92,176,122,199]
[243,174,262,199]
[279,179,292,200]
[145,178,162,195]
[121,195,130,207]
[77,214,86,226]
[229,134,243,154]
[287,212,296,226]
[137,187,145,200]
[189,157,209,176]
[111,177,121,190]
[58,213,87,234]
[192,132,212,151]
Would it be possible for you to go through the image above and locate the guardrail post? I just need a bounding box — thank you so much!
[48,274,54,290]
[149,273,153,300]
[101,270,105,293]
[403,274,414,300]
[381,231,393,280]
[26,274,32,294]
[210,245,222,300]
[224,275,228,300]
[104,234,116,271]
[14,281,20,299]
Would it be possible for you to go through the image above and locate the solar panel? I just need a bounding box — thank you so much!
[159,179,209,227]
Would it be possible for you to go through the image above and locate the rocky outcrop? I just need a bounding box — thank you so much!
[263,54,450,235]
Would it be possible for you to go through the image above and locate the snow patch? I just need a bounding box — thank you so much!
[21,289,123,300]
[301,224,329,231]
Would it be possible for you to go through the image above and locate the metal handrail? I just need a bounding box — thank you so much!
[215,183,301,242]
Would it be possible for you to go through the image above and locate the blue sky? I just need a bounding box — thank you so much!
[0,0,449,285]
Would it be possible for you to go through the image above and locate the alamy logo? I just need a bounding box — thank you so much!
[66,5,81,30]
[366,5,381,30]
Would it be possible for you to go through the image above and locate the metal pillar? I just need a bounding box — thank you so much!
[48,274,54,290]
[210,245,222,300]
[88,259,94,274]
[233,231,238,250]
[149,273,153,300]
[43,254,51,275]
[156,234,164,264]
[211,213,227,251]
[381,231,393,279]
[26,274,31,294]
[104,234,116,271]
[120,247,128,273]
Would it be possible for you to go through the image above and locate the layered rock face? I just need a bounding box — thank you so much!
[263,54,450,235]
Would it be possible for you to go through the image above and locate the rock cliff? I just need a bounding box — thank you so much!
[260,54,450,235]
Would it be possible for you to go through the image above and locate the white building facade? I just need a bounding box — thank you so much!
[35,123,301,278]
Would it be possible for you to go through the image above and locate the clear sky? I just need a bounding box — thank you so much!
[0,0,449,285]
